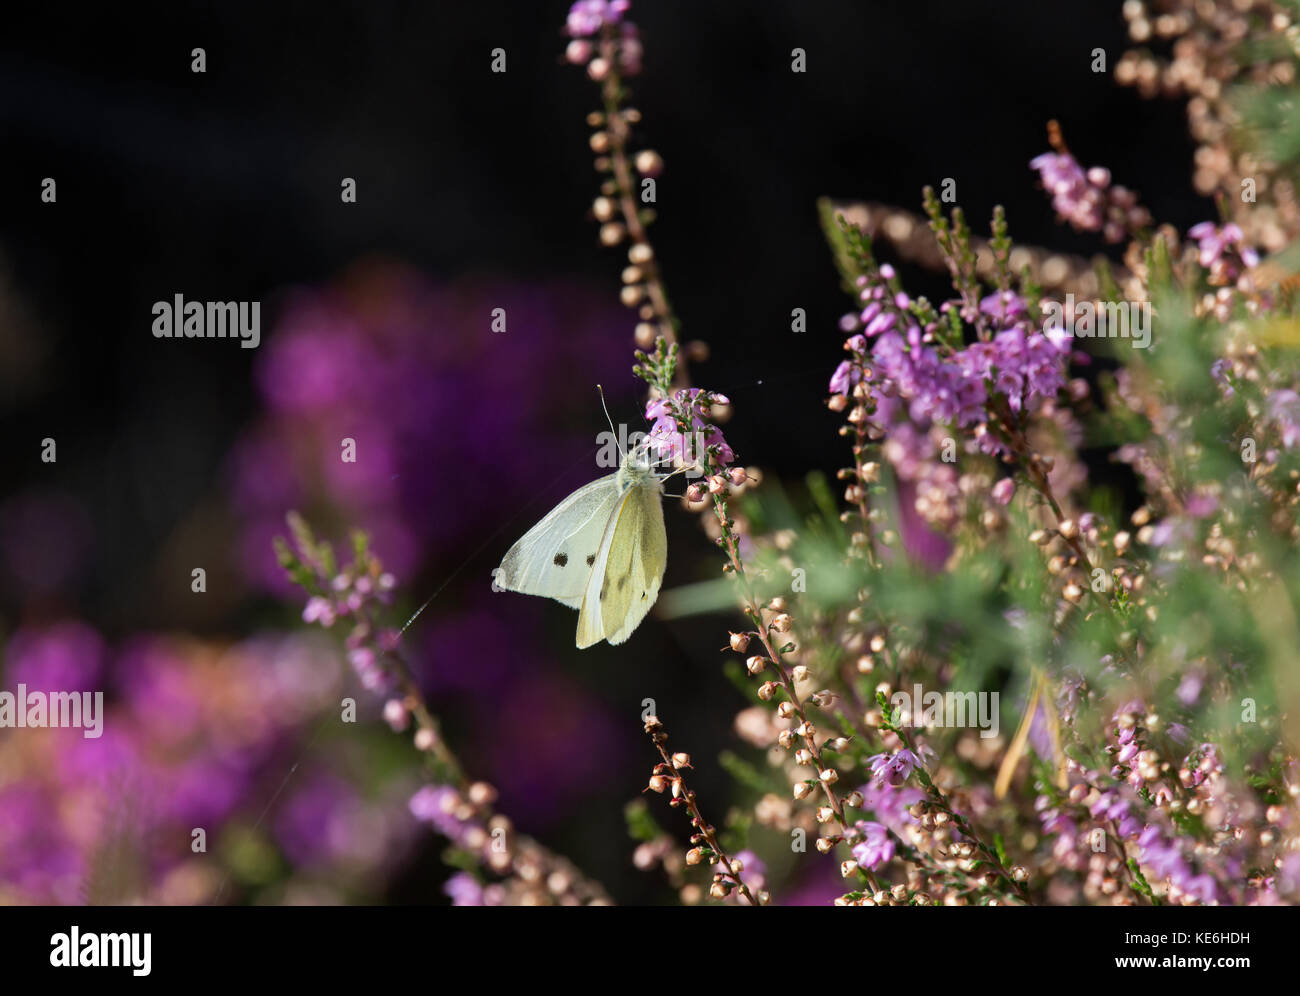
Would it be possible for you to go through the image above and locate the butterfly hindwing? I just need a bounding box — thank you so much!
[497,474,621,609]
[575,478,667,648]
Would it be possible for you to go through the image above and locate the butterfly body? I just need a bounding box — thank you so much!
[496,450,667,648]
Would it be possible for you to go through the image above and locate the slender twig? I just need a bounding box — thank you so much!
[643,716,761,905]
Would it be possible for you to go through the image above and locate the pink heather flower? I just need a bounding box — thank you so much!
[302,596,335,627]
[857,783,924,833]
[1030,152,1145,242]
[444,871,485,906]
[955,328,1070,414]
[864,310,897,337]
[1187,222,1260,271]
[1136,824,1222,903]
[851,821,895,870]
[1089,790,1143,839]
[1278,853,1300,895]
[866,748,925,786]
[864,318,1067,449]
[382,698,410,732]
[1267,389,1300,448]
[348,647,384,690]
[991,478,1015,505]
[566,0,630,38]
[1031,152,1105,233]
[645,389,735,467]
[829,360,860,396]
[410,785,474,843]
[979,290,1027,326]
[1184,491,1218,518]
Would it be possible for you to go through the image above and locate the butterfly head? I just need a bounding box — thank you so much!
[617,435,663,492]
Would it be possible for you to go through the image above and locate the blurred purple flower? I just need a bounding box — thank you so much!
[5,621,105,692]
[851,821,895,870]
[444,871,485,906]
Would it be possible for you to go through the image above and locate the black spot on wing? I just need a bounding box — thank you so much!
[617,576,627,591]
[586,554,596,566]
[553,553,568,567]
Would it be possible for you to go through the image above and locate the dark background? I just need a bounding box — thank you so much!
[0,0,1206,903]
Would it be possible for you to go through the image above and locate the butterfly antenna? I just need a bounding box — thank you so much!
[596,383,628,462]
[596,383,616,434]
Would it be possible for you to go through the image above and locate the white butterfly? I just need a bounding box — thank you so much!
[495,438,668,649]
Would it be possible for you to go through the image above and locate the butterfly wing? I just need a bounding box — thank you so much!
[496,474,622,609]
[575,479,667,648]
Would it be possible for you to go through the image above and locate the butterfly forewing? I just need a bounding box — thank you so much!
[497,474,621,608]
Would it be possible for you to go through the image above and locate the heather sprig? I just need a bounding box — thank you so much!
[567,0,689,386]
[276,511,611,905]
[642,715,765,904]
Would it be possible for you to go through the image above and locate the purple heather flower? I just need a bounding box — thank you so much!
[1268,389,1300,448]
[566,0,630,37]
[1187,222,1259,271]
[382,698,410,731]
[864,310,897,337]
[1031,152,1146,242]
[829,360,860,396]
[851,822,895,870]
[1278,853,1300,895]
[1138,824,1186,878]
[856,782,924,833]
[866,322,1067,455]
[1184,492,1218,518]
[1031,152,1105,233]
[302,596,335,627]
[6,622,105,693]
[980,290,1027,325]
[444,871,485,906]
[866,748,925,786]
[645,389,735,467]
[1147,516,1193,548]
[409,785,474,844]
[1210,358,1234,397]
[991,478,1016,505]
[274,773,360,866]
[1090,790,1142,838]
